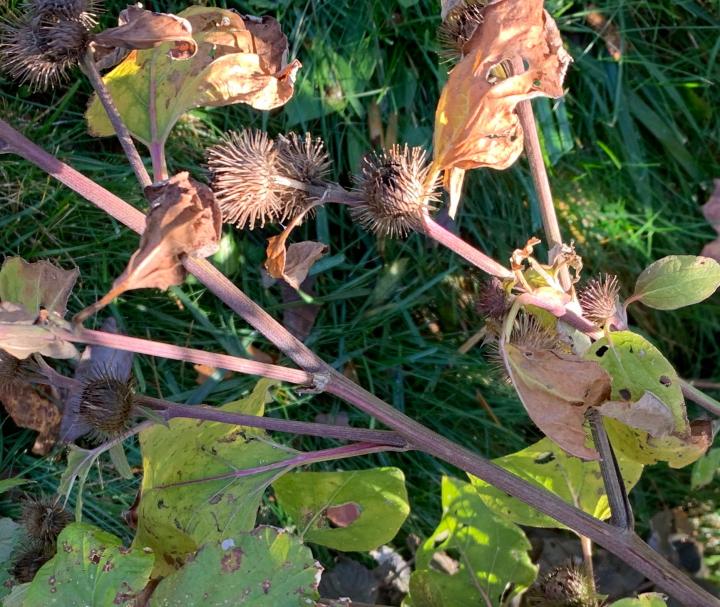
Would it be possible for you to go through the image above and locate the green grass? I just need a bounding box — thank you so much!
[1,0,720,559]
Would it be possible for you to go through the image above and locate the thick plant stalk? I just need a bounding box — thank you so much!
[1,119,718,606]
[135,394,407,447]
[681,379,720,417]
[81,51,152,189]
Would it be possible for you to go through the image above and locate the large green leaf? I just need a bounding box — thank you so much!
[631,255,720,310]
[0,258,78,317]
[272,467,409,551]
[86,7,299,150]
[22,523,153,607]
[610,593,668,606]
[0,478,27,495]
[691,448,720,489]
[0,518,23,599]
[470,437,643,528]
[134,380,296,577]
[586,331,708,468]
[149,526,320,606]
[406,477,536,607]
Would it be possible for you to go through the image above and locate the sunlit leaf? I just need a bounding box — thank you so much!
[149,527,320,606]
[586,331,710,468]
[134,379,296,577]
[691,448,720,490]
[406,477,536,606]
[470,437,643,528]
[631,255,720,310]
[609,593,668,607]
[273,467,409,551]
[22,523,153,607]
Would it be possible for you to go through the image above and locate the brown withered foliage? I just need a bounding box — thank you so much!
[76,173,221,322]
[92,6,197,64]
[433,0,571,205]
[700,179,720,262]
[265,240,328,291]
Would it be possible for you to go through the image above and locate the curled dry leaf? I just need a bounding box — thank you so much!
[0,258,79,360]
[76,173,221,322]
[92,6,197,64]
[585,6,623,61]
[1,380,61,455]
[86,6,301,151]
[700,179,720,262]
[502,343,611,459]
[433,0,571,207]
[265,239,328,291]
[597,391,676,438]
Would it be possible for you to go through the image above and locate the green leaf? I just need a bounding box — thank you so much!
[586,331,707,468]
[0,478,27,494]
[108,443,133,480]
[470,437,643,528]
[0,518,23,599]
[2,583,29,607]
[273,467,409,551]
[149,526,320,606]
[86,7,299,149]
[0,258,78,317]
[58,445,101,521]
[22,523,153,607]
[609,593,668,606]
[691,448,720,489]
[406,477,536,607]
[134,379,296,577]
[631,255,720,310]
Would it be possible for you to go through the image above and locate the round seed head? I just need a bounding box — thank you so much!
[476,278,508,320]
[509,312,561,351]
[12,539,55,583]
[78,371,135,442]
[578,273,621,327]
[276,132,331,221]
[438,1,485,62]
[20,494,73,543]
[207,129,283,230]
[0,0,98,90]
[539,564,598,607]
[352,144,439,238]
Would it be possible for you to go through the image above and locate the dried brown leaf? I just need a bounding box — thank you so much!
[597,391,676,438]
[433,0,571,194]
[265,238,328,291]
[76,173,221,322]
[503,344,611,459]
[1,382,60,454]
[93,6,197,61]
[586,6,623,61]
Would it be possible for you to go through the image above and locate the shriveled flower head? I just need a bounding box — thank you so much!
[476,278,508,321]
[21,494,73,543]
[438,0,486,62]
[578,273,621,327]
[11,540,55,583]
[0,0,98,90]
[535,563,599,607]
[352,144,439,238]
[509,312,561,351]
[276,132,331,220]
[78,370,135,442]
[207,129,284,230]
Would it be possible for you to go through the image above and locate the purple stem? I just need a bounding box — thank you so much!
[2,117,717,606]
[148,60,168,182]
[681,380,720,417]
[136,394,407,447]
[156,442,406,488]
[58,327,312,386]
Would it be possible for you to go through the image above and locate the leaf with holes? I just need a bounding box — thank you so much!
[22,523,153,607]
[630,255,720,310]
[470,437,643,529]
[134,379,296,577]
[272,467,409,551]
[86,6,300,151]
[149,527,320,606]
[586,331,710,468]
[405,476,536,607]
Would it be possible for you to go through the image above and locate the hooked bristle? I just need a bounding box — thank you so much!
[438,1,486,62]
[0,0,98,90]
[78,370,135,442]
[536,563,600,607]
[476,278,508,320]
[578,273,621,327]
[276,132,332,221]
[207,129,283,230]
[509,313,561,351]
[352,144,439,238]
[11,539,55,583]
[20,494,73,543]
